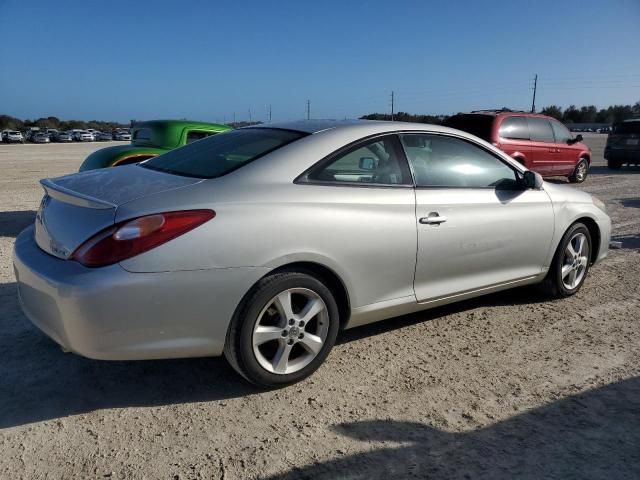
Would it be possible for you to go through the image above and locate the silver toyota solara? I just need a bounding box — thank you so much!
[14,120,611,387]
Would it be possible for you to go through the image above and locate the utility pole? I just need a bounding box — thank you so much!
[233,112,236,124]
[531,74,538,113]
[268,105,272,123]
[390,90,395,121]
[306,99,311,120]
[248,108,252,123]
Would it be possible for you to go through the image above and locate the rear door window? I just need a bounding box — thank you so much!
[498,117,530,140]
[527,118,555,143]
[443,114,494,142]
[612,122,640,134]
[133,128,152,141]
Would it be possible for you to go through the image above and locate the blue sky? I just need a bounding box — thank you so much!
[1,0,639,123]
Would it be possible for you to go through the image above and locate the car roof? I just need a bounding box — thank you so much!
[133,119,229,130]
[250,119,462,135]
[455,110,556,120]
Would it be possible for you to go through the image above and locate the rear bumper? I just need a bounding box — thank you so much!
[604,148,640,162]
[13,226,268,360]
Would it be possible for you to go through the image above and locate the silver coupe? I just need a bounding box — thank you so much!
[14,120,611,387]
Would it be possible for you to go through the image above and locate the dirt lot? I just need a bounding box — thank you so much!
[1,136,639,479]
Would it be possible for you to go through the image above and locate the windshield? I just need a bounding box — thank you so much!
[443,114,494,142]
[141,128,307,178]
[612,122,640,135]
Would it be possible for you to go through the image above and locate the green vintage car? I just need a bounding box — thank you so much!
[79,119,231,171]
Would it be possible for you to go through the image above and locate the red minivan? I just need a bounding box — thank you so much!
[444,110,592,183]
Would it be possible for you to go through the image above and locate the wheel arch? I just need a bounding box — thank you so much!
[575,216,601,264]
[264,261,351,328]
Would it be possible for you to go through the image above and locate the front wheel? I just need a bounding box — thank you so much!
[224,271,340,387]
[569,158,589,183]
[539,223,592,298]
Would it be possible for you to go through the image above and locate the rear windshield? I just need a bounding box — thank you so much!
[612,122,640,135]
[141,128,307,178]
[443,114,494,142]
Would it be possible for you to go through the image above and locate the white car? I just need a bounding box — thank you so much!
[2,130,24,143]
[74,131,94,142]
[114,132,132,141]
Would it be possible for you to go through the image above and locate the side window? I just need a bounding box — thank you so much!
[528,118,555,142]
[498,116,529,140]
[551,121,571,143]
[186,130,217,144]
[133,128,152,141]
[308,136,410,185]
[400,134,519,189]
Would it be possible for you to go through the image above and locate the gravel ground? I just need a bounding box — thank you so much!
[1,136,639,479]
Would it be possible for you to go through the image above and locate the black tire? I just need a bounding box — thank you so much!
[607,158,623,170]
[539,223,592,298]
[569,158,589,183]
[224,270,340,388]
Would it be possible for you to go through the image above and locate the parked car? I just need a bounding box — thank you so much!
[2,130,25,143]
[79,120,230,171]
[605,119,640,169]
[31,132,50,143]
[55,131,74,142]
[113,131,131,141]
[94,131,113,141]
[444,110,592,183]
[45,129,59,140]
[74,130,94,142]
[14,120,611,387]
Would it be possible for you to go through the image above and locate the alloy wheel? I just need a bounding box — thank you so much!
[561,232,589,290]
[575,161,588,182]
[252,288,329,375]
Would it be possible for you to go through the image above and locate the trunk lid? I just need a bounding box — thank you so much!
[34,165,202,259]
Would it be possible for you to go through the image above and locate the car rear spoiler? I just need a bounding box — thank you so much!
[40,178,116,210]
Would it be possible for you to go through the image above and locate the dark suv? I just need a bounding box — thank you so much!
[444,110,591,183]
[605,119,640,169]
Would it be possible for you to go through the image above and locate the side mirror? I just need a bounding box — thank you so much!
[523,170,543,190]
[359,157,376,171]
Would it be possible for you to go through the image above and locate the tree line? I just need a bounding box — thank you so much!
[3,102,639,131]
[361,102,640,125]
[0,115,129,131]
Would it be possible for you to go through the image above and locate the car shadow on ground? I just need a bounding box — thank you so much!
[618,198,640,208]
[339,285,551,345]
[0,210,35,237]
[612,233,640,251]
[0,281,260,429]
[589,165,640,175]
[263,377,640,479]
[0,281,555,429]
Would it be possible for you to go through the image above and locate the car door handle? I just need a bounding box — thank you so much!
[419,212,447,225]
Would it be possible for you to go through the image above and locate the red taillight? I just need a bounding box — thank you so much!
[72,210,215,267]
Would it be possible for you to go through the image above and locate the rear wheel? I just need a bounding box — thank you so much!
[224,271,340,387]
[539,223,592,298]
[607,158,623,170]
[569,158,589,183]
